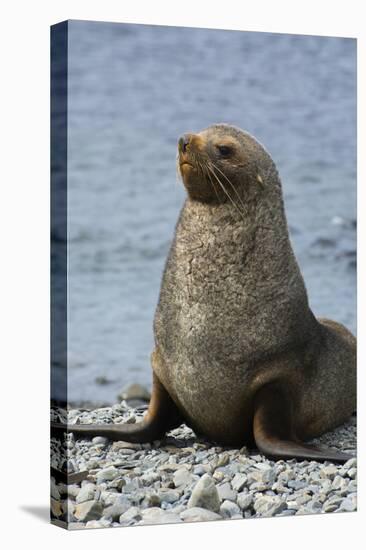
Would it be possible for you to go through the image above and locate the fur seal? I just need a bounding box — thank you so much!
[52,124,356,465]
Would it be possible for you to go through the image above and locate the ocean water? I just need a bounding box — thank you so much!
[55,21,356,404]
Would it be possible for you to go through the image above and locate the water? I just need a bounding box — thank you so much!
[56,21,356,404]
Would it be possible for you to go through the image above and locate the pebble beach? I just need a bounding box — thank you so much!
[50,401,357,529]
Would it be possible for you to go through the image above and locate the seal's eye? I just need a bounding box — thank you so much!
[217,145,233,157]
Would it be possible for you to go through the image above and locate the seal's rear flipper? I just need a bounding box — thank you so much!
[51,373,183,444]
[253,384,353,464]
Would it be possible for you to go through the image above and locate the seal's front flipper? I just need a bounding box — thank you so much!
[253,384,353,464]
[51,373,183,443]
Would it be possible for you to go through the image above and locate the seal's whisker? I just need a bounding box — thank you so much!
[210,161,247,214]
[206,164,245,222]
[200,161,222,204]
[206,169,222,205]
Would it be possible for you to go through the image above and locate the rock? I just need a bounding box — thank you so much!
[248,466,276,486]
[212,471,225,483]
[288,480,307,490]
[277,470,295,484]
[158,463,191,472]
[344,457,357,470]
[180,507,222,522]
[50,479,60,500]
[280,509,298,517]
[237,493,254,511]
[220,500,242,518]
[320,465,338,480]
[216,453,230,467]
[74,500,103,522]
[254,496,287,517]
[117,383,151,403]
[173,468,193,488]
[67,484,81,499]
[348,480,357,493]
[111,441,142,451]
[122,478,141,494]
[216,464,241,476]
[92,436,108,446]
[144,493,161,508]
[100,491,118,507]
[231,473,247,492]
[187,474,220,512]
[295,494,312,506]
[50,403,356,527]
[85,518,111,529]
[217,482,237,502]
[103,496,131,520]
[331,475,347,491]
[50,498,63,518]
[339,495,357,512]
[119,506,142,525]
[76,483,96,504]
[96,467,119,483]
[193,465,210,476]
[141,472,161,486]
[139,507,182,525]
[158,489,180,504]
[304,499,323,514]
[60,499,76,522]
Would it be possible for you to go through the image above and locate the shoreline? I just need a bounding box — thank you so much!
[50,403,357,529]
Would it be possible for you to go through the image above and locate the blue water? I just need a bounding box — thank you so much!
[61,21,356,404]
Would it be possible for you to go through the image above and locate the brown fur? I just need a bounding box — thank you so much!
[52,124,356,467]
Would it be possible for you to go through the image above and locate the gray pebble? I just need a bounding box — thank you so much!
[344,457,357,470]
[231,473,247,492]
[51,405,356,527]
[212,471,225,482]
[320,465,338,480]
[188,474,220,512]
[96,466,118,483]
[339,495,357,512]
[158,489,180,504]
[174,468,193,488]
[76,483,96,504]
[237,493,254,511]
[85,518,112,529]
[254,496,287,517]
[139,507,182,525]
[122,478,141,494]
[248,467,275,485]
[218,482,237,502]
[119,506,142,525]
[220,500,242,518]
[180,507,222,522]
[193,464,210,476]
[50,480,60,500]
[103,495,131,520]
[74,500,104,522]
[92,436,108,446]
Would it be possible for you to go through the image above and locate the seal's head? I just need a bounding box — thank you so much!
[178,123,276,204]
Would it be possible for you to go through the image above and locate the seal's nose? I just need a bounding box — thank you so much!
[179,134,191,153]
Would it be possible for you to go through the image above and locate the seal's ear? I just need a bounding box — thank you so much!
[253,384,353,464]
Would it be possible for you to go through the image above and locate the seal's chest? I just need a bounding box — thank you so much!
[167,356,252,442]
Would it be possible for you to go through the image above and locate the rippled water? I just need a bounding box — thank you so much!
[54,21,356,404]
